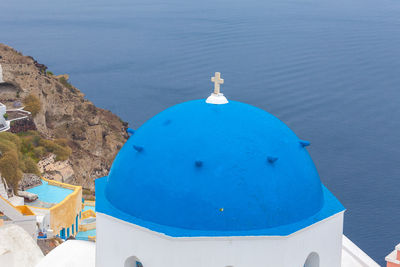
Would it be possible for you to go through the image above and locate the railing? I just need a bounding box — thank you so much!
[0,123,10,132]
[6,108,31,122]
[81,209,96,220]
[84,200,95,206]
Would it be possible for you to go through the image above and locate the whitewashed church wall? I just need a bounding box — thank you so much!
[96,212,344,267]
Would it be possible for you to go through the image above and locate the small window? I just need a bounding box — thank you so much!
[125,256,143,267]
[304,252,319,267]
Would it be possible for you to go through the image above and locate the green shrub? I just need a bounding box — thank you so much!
[23,94,41,117]
[0,131,72,192]
[46,71,54,76]
[21,156,40,175]
[20,132,72,161]
[3,113,8,120]
[54,138,69,147]
[58,77,76,93]
[59,77,71,88]
[39,139,72,161]
[0,151,22,192]
[20,136,34,155]
[0,140,17,158]
[0,132,21,150]
[54,145,71,161]
[33,146,46,159]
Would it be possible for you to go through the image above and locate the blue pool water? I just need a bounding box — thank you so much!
[83,205,95,212]
[76,229,96,239]
[78,205,97,239]
[27,181,73,204]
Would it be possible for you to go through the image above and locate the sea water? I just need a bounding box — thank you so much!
[1,0,400,264]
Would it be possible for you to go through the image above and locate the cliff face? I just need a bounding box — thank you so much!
[0,44,128,190]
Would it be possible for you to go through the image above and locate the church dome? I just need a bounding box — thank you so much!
[103,99,333,236]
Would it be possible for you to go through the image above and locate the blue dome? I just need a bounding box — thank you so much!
[97,99,344,237]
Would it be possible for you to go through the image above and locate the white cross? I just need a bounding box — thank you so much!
[211,72,224,95]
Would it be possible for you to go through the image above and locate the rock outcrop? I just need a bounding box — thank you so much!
[19,174,42,190]
[38,154,74,183]
[0,44,129,190]
[17,191,38,202]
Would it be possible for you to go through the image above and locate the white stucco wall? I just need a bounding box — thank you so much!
[341,235,380,267]
[96,212,344,267]
[0,224,43,267]
[4,219,37,241]
[0,103,7,128]
[0,196,37,239]
[36,240,95,267]
[28,207,51,231]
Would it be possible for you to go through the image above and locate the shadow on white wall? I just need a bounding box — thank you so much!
[304,252,319,267]
[124,256,143,267]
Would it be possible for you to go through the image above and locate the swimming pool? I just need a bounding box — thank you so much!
[76,229,96,239]
[27,180,73,204]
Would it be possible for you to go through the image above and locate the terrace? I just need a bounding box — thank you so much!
[0,102,31,132]
[26,180,73,209]
[23,178,82,240]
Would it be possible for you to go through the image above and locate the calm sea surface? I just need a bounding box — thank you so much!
[2,0,400,264]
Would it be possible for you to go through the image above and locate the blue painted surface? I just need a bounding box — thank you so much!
[83,205,95,212]
[76,229,96,239]
[27,180,73,204]
[98,177,343,237]
[126,128,135,135]
[100,100,344,236]
[60,228,65,239]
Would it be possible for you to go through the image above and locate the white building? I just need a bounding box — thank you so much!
[93,73,379,267]
[0,176,37,240]
[0,63,31,132]
[0,224,44,267]
[0,195,37,241]
[0,103,10,132]
[32,73,380,267]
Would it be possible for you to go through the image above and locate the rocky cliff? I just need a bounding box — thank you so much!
[0,44,128,190]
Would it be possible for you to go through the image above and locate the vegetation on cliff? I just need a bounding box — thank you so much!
[0,133,23,192]
[0,43,128,190]
[23,94,41,117]
[0,131,71,192]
